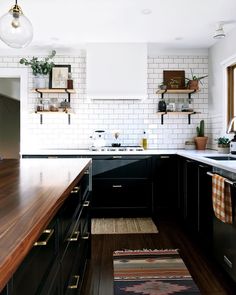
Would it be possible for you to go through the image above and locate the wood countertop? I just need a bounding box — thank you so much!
[0,158,91,292]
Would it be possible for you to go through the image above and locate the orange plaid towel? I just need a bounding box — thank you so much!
[212,174,233,224]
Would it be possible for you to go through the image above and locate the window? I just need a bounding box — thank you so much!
[227,64,236,128]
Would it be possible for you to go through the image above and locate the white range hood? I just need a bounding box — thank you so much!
[86,43,147,100]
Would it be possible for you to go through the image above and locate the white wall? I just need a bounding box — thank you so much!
[0,78,20,100]
[209,27,236,148]
[0,51,208,152]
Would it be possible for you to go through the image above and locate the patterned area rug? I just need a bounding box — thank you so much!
[92,218,158,234]
[113,249,201,295]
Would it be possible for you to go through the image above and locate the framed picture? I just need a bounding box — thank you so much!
[163,70,185,89]
[49,65,71,89]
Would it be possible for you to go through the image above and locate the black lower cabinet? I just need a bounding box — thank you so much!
[11,218,58,295]
[213,186,236,282]
[3,167,91,295]
[91,155,152,216]
[179,157,213,246]
[152,155,179,215]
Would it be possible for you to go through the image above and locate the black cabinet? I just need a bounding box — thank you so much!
[179,157,213,244]
[152,155,179,214]
[3,165,91,295]
[91,155,152,216]
[213,182,236,282]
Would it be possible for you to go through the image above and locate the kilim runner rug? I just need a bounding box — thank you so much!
[92,218,158,234]
[113,249,201,295]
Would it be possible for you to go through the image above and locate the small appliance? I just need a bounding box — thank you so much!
[90,130,106,150]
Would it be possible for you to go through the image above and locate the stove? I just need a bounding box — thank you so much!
[91,146,144,152]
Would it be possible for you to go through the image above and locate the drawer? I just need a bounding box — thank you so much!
[12,219,58,295]
[61,233,88,295]
[92,156,152,179]
[92,179,152,208]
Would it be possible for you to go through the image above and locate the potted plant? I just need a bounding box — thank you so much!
[216,137,230,154]
[19,50,56,88]
[195,120,208,150]
[185,69,208,90]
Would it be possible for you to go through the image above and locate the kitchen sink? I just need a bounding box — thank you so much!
[205,156,236,160]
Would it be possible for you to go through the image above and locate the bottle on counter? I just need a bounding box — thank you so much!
[141,131,148,150]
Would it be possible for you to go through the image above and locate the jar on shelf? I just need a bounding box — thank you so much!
[43,99,50,111]
[50,98,59,112]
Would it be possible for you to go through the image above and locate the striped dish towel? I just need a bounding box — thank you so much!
[212,174,233,224]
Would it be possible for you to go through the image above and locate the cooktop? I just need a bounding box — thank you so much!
[91,146,144,152]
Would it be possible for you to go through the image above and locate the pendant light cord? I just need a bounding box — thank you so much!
[15,0,18,4]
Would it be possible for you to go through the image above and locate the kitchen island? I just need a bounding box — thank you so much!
[0,158,92,293]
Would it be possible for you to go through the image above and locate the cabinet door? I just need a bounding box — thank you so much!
[198,164,213,247]
[11,219,58,295]
[92,156,152,179]
[92,179,152,216]
[183,159,198,232]
[153,155,178,213]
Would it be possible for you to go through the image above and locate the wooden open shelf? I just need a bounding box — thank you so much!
[156,89,198,95]
[156,111,201,124]
[33,88,76,94]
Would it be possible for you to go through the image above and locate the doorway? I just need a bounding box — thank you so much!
[0,78,20,158]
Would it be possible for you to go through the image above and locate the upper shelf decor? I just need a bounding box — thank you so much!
[185,69,208,90]
[163,70,185,89]
[49,64,71,89]
[19,50,56,88]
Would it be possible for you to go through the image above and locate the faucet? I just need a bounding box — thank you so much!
[226,116,236,134]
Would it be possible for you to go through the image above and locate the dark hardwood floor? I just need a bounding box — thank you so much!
[81,217,236,295]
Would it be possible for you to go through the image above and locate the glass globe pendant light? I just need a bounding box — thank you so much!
[0,0,33,48]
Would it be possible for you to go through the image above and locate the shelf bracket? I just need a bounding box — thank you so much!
[40,114,43,124]
[68,114,71,125]
[35,88,43,99]
[188,112,196,124]
[188,90,196,103]
[161,89,167,99]
[65,89,71,103]
[161,112,167,125]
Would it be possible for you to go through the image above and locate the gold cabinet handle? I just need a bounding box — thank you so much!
[34,229,54,246]
[71,186,81,194]
[82,232,90,240]
[67,231,80,242]
[112,185,122,188]
[83,201,90,207]
[68,275,80,289]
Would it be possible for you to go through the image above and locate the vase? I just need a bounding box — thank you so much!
[34,75,48,89]
[195,136,208,150]
[217,145,230,154]
[188,80,199,90]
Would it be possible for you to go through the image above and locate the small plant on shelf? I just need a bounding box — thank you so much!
[185,69,208,90]
[19,50,56,76]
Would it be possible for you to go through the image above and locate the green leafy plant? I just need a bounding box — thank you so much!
[196,120,205,137]
[19,50,56,76]
[216,136,230,146]
[185,69,208,85]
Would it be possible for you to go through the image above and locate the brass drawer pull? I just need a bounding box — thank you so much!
[67,231,80,242]
[83,201,90,207]
[84,170,89,175]
[71,186,81,194]
[82,232,90,240]
[112,156,122,159]
[160,155,170,159]
[34,229,54,246]
[68,275,80,289]
[112,185,122,188]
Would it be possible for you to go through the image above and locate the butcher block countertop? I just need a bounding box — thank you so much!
[0,158,91,292]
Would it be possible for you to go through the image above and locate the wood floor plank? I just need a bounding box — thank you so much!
[81,218,236,295]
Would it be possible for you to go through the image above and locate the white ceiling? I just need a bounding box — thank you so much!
[0,0,236,51]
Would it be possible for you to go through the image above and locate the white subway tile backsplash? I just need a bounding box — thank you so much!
[1,53,209,150]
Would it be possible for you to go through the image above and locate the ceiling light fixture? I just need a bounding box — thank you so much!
[0,0,33,48]
[213,22,226,39]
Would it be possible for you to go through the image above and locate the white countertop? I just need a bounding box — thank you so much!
[21,149,236,174]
